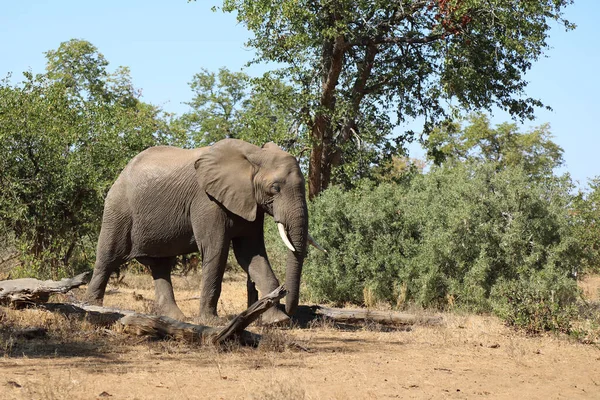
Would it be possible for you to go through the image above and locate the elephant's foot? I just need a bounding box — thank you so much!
[156,304,186,321]
[260,305,290,326]
[197,312,229,326]
[84,294,104,306]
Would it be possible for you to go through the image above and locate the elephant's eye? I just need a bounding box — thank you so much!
[271,183,281,194]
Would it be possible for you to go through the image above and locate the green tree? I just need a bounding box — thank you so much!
[426,113,564,177]
[571,178,600,274]
[219,0,574,198]
[180,68,249,145]
[180,68,308,155]
[0,40,182,278]
[44,39,111,103]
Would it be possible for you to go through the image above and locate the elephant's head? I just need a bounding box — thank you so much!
[194,139,313,315]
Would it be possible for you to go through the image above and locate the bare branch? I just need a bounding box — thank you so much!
[0,272,91,304]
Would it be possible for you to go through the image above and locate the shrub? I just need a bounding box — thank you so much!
[571,177,600,274]
[491,269,579,333]
[304,180,419,306]
[304,161,583,328]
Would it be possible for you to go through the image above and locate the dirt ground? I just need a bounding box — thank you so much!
[1,272,599,400]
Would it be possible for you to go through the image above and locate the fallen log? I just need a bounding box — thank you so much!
[12,327,48,340]
[0,271,286,346]
[1,272,441,343]
[0,272,90,304]
[293,305,442,326]
[40,285,287,346]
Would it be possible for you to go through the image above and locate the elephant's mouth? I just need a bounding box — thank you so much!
[261,200,274,216]
[263,197,325,254]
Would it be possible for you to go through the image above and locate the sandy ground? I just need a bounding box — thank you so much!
[1,272,599,400]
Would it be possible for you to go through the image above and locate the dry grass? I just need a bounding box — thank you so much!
[580,274,600,302]
[0,304,116,358]
[1,271,599,399]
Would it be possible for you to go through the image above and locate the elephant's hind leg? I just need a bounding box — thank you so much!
[87,228,128,305]
[86,207,131,305]
[139,256,186,321]
[87,255,124,305]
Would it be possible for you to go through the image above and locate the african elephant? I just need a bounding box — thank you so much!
[85,139,322,324]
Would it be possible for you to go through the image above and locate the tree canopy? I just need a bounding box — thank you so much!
[425,112,564,177]
[0,39,183,278]
[220,0,574,198]
[178,68,308,154]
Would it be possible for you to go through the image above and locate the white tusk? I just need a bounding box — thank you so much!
[308,233,327,253]
[277,223,296,252]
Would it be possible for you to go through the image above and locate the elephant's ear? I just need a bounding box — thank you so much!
[195,140,258,221]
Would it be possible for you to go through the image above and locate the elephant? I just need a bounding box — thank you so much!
[85,139,323,324]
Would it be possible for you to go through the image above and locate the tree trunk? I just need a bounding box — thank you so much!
[308,30,346,200]
[308,133,323,200]
[308,38,378,199]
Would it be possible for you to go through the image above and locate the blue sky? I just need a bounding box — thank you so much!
[1,1,598,187]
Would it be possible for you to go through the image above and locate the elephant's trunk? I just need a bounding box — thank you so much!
[282,202,308,316]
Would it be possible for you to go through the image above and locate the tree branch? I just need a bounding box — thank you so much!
[348,33,444,47]
[0,272,91,304]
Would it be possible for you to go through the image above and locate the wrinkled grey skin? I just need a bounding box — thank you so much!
[85,139,308,323]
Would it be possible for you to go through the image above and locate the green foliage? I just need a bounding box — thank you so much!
[0,40,182,279]
[223,0,574,121]
[571,178,600,274]
[45,39,112,103]
[179,67,250,145]
[426,113,564,178]
[220,0,575,197]
[304,161,583,328]
[237,73,307,153]
[491,270,578,334]
[304,181,419,306]
[262,219,289,280]
[178,68,307,156]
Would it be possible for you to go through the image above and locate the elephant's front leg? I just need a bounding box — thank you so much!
[198,243,230,322]
[232,236,290,325]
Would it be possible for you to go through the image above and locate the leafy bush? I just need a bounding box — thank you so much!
[571,177,600,274]
[304,180,419,307]
[0,40,183,279]
[491,269,579,333]
[304,161,583,329]
[262,220,289,280]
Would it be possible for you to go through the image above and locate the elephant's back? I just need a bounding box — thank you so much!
[116,146,205,202]
[126,146,205,172]
[105,146,206,258]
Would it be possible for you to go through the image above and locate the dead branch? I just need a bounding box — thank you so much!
[293,305,443,326]
[12,327,48,339]
[1,271,442,349]
[0,272,285,346]
[213,285,286,344]
[40,302,224,342]
[0,272,91,304]
[38,285,287,346]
